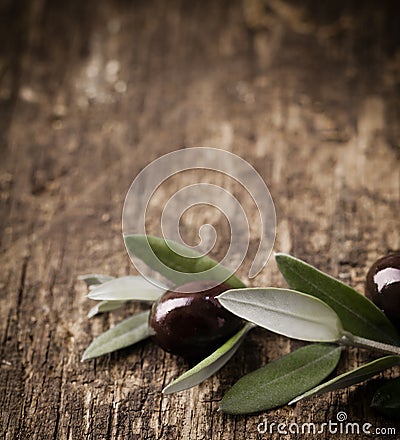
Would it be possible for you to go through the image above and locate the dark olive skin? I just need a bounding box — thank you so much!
[149,280,243,360]
[366,253,400,330]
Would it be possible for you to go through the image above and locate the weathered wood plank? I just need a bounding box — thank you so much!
[1,0,400,439]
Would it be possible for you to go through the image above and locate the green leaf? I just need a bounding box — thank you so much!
[275,253,400,345]
[82,311,151,361]
[217,288,343,342]
[124,234,246,288]
[219,344,342,414]
[162,323,254,394]
[87,275,166,301]
[87,300,126,318]
[371,377,400,419]
[78,274,114,287]
[290,355,400,404]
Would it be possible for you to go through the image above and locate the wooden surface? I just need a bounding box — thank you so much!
[1,0,400,438]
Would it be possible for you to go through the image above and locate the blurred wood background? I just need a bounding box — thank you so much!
[1,0,400,438]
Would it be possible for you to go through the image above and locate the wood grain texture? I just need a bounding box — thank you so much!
[1,0,399,438]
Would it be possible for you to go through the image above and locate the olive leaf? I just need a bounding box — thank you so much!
[219,344,342,414]
[124,234,246,288]
[78,274,115,286]
[275,253,400,345]
[290,355,400,404]
[82,311,151,361]
[371,377,400,419]
[79,274,125,317]
[87,300,126,318]
[217,288,343,342]
[87,275,166,301]
[162,323,254,395]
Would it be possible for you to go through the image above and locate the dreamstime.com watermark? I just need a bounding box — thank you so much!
[257,412,396,436]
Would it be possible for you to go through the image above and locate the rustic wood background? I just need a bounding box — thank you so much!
[1,0,400,439]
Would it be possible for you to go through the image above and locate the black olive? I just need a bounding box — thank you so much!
[149,280,243,360]
[365,253,400,330]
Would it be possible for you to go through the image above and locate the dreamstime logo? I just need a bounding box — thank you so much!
[257,411,396,436]
[122,147,276,291]
[336,411,347,422]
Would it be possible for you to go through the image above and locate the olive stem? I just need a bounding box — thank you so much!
[340,331,400,356]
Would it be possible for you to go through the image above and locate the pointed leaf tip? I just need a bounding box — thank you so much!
[78,274,115,287]
[82,311,151,360]
[162,323,253,394]
[87,300,126,318]
[87,275,165,301]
